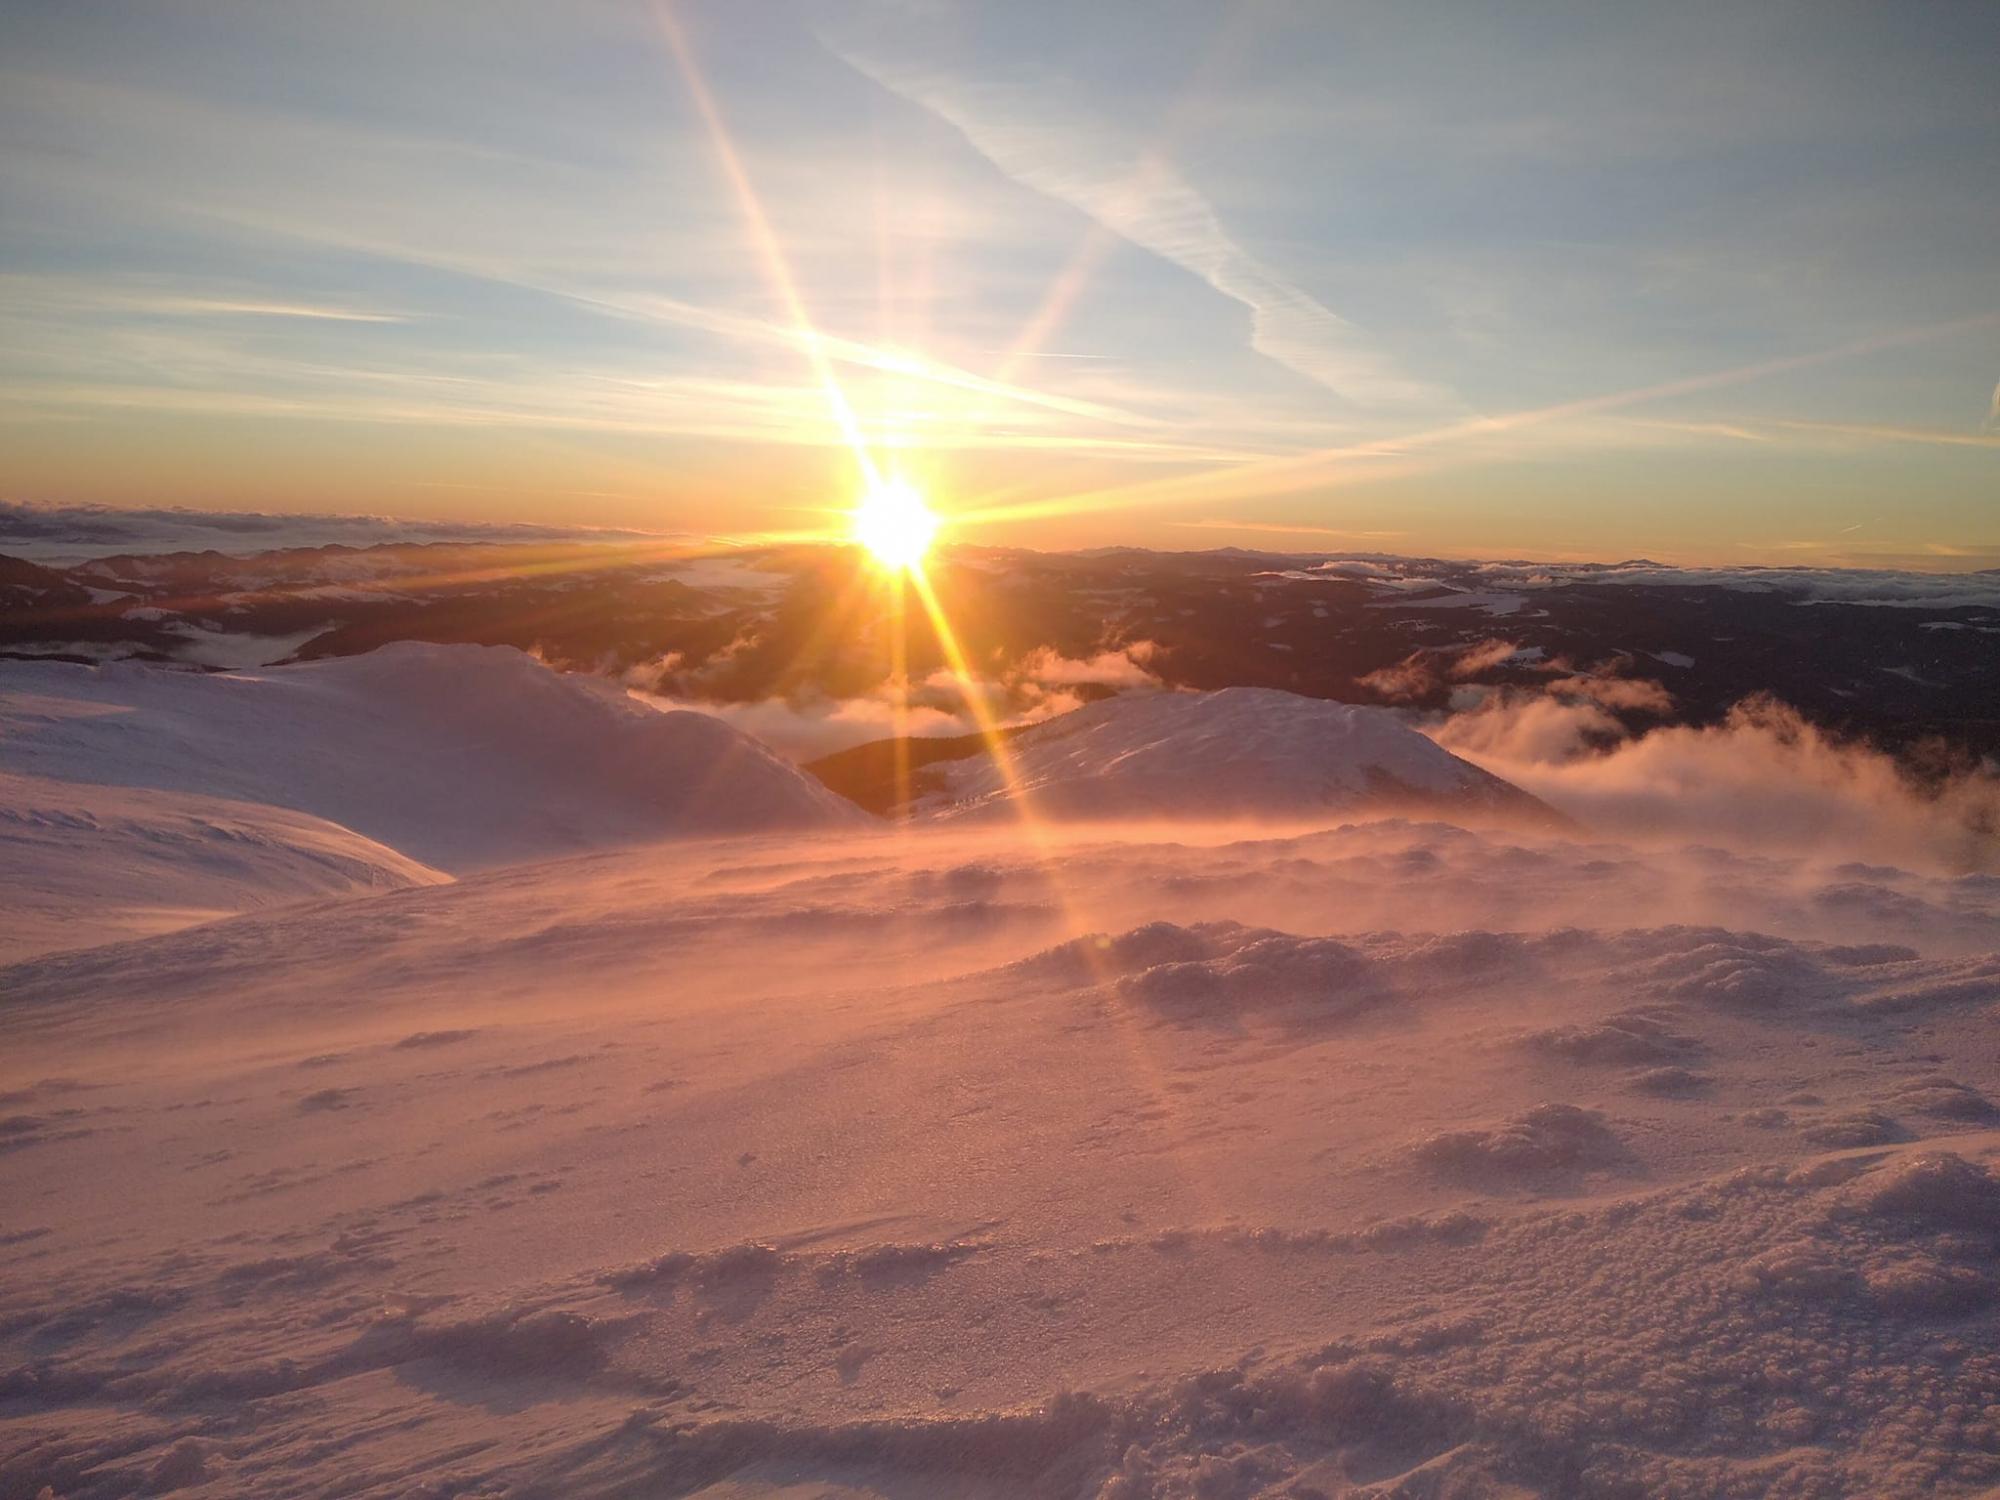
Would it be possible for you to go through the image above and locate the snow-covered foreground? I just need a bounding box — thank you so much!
[6,812,2000,1498]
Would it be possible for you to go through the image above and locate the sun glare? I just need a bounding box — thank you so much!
[852,477,940,572]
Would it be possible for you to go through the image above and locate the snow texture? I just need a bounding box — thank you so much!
[6,688,2000,1497]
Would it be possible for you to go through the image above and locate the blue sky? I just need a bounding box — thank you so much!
[1,0,1994,564]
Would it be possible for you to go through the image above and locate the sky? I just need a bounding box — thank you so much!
[0,0,1995,567]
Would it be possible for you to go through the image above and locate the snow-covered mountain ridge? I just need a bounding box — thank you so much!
[929,686,1553,824]
[0,642,863,872]
[0,643,863,956]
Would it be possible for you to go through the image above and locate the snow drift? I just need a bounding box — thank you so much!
[0,770,448,963]
[0,642,864,874]
[6,819,2000,1498]
[928,686,1551,824]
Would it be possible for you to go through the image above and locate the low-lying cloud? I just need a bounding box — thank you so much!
[1362,637,1675,719]
[1432,693,2000,873]
[0,500,677,563]
[640,642,1165,762]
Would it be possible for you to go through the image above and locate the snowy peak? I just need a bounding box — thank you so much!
[928,686,1550,823]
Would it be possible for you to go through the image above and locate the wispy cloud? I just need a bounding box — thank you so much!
[0,74,1187,452]
[1615,413,2000,451]
[4,3,1991,558]
[0,272,411,324]
[1766,417,2000,451]
[0,334,1265,464]
[962,313,2000,529]
[159,298,408,323]
[1168,518,1407,540]
[821,35,1456,415]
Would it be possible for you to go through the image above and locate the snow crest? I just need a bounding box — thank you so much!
[929,687,1548,824]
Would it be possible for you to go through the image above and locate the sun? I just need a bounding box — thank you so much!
[851,477,940,572]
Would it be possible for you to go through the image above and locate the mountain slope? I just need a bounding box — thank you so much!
[0,770,448,963]
[926,686,1553,823]
[0,642,865,873]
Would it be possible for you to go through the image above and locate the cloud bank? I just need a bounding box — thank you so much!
[0,501,679,563]
[1433,693,2000,874]
[1468,558,2000,608]
[639,641,1165,761]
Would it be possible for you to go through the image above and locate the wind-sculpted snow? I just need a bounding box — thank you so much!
[15,1141,2000,1495]
[1521,1009,1699,1065]
[1016,920,1384,1021]
[1115,932,1381,1018]
[5,820,2000,1497]
[1412,1103,1629,1179]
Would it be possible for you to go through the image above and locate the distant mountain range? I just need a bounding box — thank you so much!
[3,538,1997,761]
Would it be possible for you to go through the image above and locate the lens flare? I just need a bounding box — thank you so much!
[852,478,940,572]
